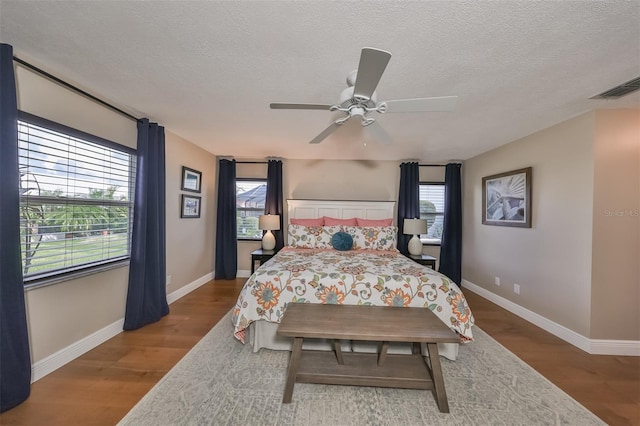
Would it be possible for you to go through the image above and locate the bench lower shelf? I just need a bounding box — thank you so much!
[295,350,434,390]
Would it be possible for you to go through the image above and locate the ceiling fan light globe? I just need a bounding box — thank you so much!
[350,107,365,118]
[346,69,358,87]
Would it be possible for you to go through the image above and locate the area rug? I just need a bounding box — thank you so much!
[118,311,604,426]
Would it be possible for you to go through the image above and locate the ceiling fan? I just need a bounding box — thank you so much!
[270,47,458,145]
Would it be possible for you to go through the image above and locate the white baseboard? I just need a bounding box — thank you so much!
[31,318,124,382]
[166,272,213,304]
[462,279,640,356]
[31,271,215,382]
[589,339,640,356]
[237,269,251,278]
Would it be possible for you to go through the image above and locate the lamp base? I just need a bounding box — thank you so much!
[262,230,276,251]
[408,235,423,256]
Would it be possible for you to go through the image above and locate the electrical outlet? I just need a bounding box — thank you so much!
[494,276,501,286]
[166,275,172,286]
[514,283,520,294]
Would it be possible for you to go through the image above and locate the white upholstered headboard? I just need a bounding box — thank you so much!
[287,200,396,223]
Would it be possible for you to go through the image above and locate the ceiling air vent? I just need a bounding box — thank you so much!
[591,76,640,99]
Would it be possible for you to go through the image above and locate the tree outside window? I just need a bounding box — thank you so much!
[18,117,134,280]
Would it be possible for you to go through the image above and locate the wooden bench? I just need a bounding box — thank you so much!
[276,303,460,413]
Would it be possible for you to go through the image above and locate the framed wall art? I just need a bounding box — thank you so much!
[482,167,532,228]
[181,194,201,219]
[181,166,202,193]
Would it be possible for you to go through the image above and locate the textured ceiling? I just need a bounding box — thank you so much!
[1,1,638,162]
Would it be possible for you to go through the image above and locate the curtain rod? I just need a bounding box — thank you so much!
[419,162,463,167]
[236,161,268,164]
[13,56,140,123]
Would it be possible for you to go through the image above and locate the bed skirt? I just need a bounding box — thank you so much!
[247,320,459,361]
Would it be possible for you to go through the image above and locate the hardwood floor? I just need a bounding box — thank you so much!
[0,278,247,426]
[1,279,638,425]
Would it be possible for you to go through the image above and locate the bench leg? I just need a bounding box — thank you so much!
[333,339,344,365]
[378,341,389,366]
[426,342,449,413]
[283,337,303,403]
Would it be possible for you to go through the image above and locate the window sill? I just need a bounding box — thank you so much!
[238,238,262,242]
[420,238,441,247]
[24,258,130,291]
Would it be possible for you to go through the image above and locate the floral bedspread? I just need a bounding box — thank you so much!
[232,248,474,343]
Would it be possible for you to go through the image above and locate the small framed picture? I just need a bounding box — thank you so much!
[181,194,201,218]
[482,167,532,228]
[181,166,202,193]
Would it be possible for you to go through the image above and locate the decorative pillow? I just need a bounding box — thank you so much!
[316,226,341,248]
[356,218,393,227]
[323,216,357,226]
[287,225,340,248]
[344,226,398,251]
[290,217,324,226]
[331,231,353,251]
[287,225,323,248]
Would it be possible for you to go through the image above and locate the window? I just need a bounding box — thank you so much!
[419,183,445,244]
[236,179,266,240]
[18,113,136,283]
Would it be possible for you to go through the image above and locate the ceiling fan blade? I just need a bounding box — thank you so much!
[366,121,392,145]
[353,47,392,100]
[382,96,458,113]
[310,122,343,144]
[270,103,333,110]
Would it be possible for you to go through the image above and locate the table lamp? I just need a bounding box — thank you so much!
[403,218,427,256]
[258,214,280,250]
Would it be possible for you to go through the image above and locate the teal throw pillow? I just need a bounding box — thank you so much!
[332,231,353,251]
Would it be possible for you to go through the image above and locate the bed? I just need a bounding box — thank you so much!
[232,200,474,360]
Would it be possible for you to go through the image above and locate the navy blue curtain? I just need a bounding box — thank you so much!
[439,163,463,285]
[0,43,32,412]
[215,159,237,279]
[265,159,284,251]
[397,162,420,256]
[123,119,169,330]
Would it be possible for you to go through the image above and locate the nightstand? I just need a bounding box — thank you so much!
[407,254,437,269]
[251,249,277,274]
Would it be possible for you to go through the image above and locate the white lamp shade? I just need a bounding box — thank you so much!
[258,214,280,231]
[403,218,427,236]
